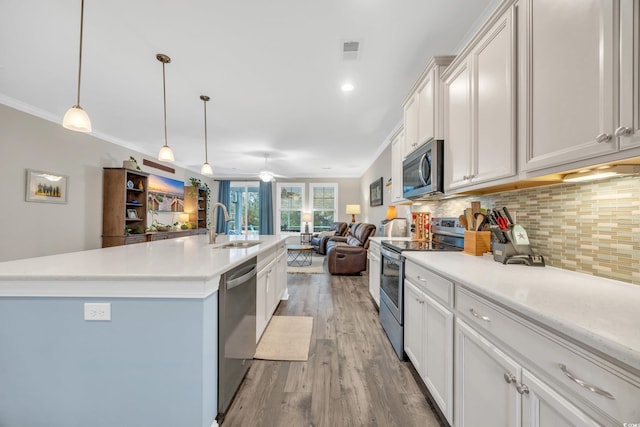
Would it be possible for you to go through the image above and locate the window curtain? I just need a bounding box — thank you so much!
[216,180,230,234]
[259,181,274,235]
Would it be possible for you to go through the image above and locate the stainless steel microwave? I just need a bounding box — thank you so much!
[402,138,444,200]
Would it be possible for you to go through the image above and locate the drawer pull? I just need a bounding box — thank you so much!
[469,308,491,322]
[416,275,428,282]
[558,364,615,400]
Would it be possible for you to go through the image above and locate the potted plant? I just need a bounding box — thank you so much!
[123,156,142,171]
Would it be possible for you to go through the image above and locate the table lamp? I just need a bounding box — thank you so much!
[301,212,312,233]
[346,204,361,223]
[385,205,397,220]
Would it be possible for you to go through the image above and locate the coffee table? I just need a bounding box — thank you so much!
[287,244,314,266]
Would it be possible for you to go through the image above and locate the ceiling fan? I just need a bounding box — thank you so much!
[258,154,282,182]
[214,153,287,182]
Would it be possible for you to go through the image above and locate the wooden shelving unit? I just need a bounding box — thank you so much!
[184,186,209,230]
[102,168,149,247]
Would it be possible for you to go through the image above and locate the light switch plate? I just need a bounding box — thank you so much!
[84,303,111,321]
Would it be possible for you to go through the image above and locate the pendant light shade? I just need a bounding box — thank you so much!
[200,95,214,176]
[156,53,175,162]
[63,0,91,132]
[63,105,91,132]
[158,144,175,162]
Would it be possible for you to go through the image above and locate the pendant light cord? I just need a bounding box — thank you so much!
[162,61,168,147]
[203,99,209,161]
[76,0,85,107]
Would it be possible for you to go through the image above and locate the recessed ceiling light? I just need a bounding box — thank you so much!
[341,83,355,92]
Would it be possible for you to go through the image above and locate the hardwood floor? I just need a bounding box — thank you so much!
[222,270,442,427]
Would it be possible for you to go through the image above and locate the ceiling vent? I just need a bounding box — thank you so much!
[343,40,360,60]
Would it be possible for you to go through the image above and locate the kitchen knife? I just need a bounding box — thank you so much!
[502,206,514,225]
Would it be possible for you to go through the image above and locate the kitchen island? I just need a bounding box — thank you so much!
[0,234,287,427]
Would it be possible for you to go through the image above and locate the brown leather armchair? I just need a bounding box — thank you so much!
[326,223,377,275]
[310,222,348,255]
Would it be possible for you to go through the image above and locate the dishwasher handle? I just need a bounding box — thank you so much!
[225,264,257,290]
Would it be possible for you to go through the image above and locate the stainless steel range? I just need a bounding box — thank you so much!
[379,217,464,359]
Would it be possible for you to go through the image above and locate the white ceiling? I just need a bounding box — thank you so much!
[0,0,496,179]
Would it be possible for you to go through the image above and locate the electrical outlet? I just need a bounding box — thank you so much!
[84,303,111,321]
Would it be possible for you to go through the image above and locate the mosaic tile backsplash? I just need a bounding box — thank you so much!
[416,176,640,285]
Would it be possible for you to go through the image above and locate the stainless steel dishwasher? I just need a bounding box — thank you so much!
[217,257,257,422]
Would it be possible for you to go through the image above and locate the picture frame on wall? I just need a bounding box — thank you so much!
[25,169,68,204]
[370,177,383,207]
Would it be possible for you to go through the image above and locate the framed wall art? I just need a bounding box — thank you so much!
[370,177,383,207]
[25,169,68,204]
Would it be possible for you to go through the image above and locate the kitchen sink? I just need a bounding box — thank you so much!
[212,241,261,249]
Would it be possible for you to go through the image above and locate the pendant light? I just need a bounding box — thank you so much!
[62,0,92,132]
[156,53,175,162]
[200,95,214,176]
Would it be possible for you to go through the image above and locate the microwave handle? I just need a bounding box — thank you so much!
[417,152,428,186]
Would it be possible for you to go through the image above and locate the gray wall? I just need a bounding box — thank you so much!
[360,143,394,228]
[0,104,214,262]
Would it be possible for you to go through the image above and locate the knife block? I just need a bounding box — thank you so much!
[463,231,491,256]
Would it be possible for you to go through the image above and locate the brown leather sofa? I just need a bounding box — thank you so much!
[326,223,377,275]
[310,222,348,255]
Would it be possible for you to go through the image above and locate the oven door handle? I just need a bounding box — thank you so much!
[381,247,403,261]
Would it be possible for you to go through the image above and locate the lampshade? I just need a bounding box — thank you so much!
[385,205,397,220]
[345,204,361,215]
[179,213,190,223]
[62,106,92,132]
[346,204,360,223]
[158,144,175,162]
[200,162,213,176]
[302,213,313,223]
[62,0,91,133]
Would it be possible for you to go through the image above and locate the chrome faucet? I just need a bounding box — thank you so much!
[210,202,231,244]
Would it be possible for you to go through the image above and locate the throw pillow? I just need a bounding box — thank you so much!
[318,230,336,238]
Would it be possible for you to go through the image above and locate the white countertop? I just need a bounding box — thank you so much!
[402,251,640,374]
[0,234,287,299]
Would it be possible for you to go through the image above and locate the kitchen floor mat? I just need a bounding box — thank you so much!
[254,315,313,361]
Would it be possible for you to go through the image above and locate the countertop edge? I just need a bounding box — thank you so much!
[402,251,640,376]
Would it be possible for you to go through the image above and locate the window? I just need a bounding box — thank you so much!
[277,183,304,233]
[229,182,259,235]
[310,183,337,232]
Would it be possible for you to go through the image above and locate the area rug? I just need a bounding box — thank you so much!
[254,316,313,361]
[287,255,325,274]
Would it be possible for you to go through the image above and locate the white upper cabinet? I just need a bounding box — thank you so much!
[444,60,473,190]
[403,56,455,156]
[390,128,405,203]
[619,0,640,150]
[519,0,617,171]
[444,5,516,192]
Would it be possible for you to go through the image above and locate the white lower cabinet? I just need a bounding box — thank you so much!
[522,369,601,427]
[257,243,288,343]
[455,319,521,427]
[368,241,381,307]
[455,319,601,427]
[404,274,454,424]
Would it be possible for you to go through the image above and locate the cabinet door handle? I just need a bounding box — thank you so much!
[558,364,615,400]
[469,308,491,322]
[614,126,633,137]
[503,372,516,384]
[515,382,529,395]
[595,133,612,143]
[416,275,427,282]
